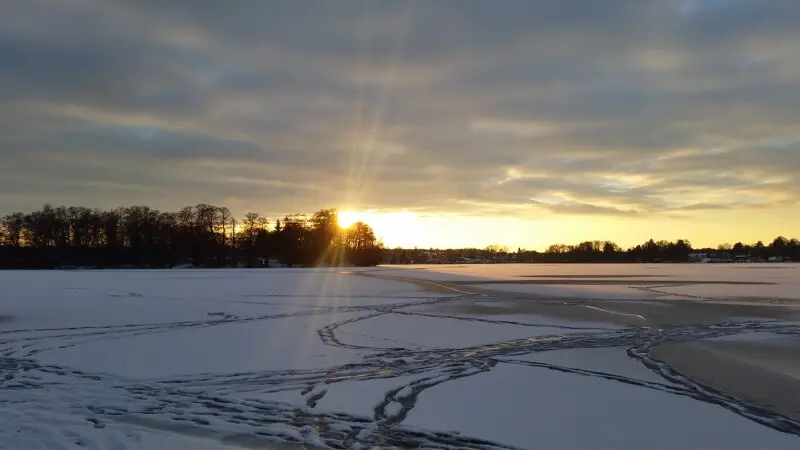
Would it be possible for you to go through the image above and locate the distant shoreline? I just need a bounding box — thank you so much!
[0,260,797,271]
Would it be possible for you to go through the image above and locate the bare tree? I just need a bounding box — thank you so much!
[1,213,24,247]
[485,244,510,254]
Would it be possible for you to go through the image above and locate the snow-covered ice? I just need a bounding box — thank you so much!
[1,266,799,449]
[35,312,373,377]
[401,299,624,330]
[403,362,800,450]
[504,347,668,384]
[334,313,581,349]
[386,263,800,302]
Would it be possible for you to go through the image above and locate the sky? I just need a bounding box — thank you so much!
[1,0,799,250]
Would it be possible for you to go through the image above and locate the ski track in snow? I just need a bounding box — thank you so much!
[2,288,800,449]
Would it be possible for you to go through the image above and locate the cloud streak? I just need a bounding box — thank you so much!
[1,0,799,219]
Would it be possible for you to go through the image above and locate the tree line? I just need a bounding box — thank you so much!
[2,204,797,268]
[387,237,799,264]
[535,239,693,263]
[532,237,799,262]
[0,204,384,269]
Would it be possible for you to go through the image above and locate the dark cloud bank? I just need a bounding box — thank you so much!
[1,0,798,217]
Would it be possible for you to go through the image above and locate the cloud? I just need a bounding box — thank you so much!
[1,0,799,218]
[530,200,642,217]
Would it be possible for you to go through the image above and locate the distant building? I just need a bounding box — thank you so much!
[708,251,732,263]
[688,252,707,263]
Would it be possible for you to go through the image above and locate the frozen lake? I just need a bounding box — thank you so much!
[1,265,799,449]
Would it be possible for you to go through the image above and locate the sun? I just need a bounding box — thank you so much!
[337,210,421,246]
[338,210,367,228]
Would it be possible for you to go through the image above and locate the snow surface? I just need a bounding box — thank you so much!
[36,312,373,377]
[335,313,580,349]
[401,300,624,329]
[1,267,799,449]
[403,362,800,450]
[313,374,423,417]
[710,330,800,346]
[504,347,668,384]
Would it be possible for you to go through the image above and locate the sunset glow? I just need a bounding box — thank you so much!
[336,208,800,251]
[2,2,800,251]
[338,211,422,247]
